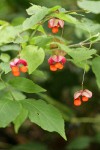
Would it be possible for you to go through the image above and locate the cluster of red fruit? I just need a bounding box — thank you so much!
[48,18,66,71]
[48,18,64,34]
[10,58,28,76]
[9,18,92,106]
[48,55,66,71]
[74,89,92,106]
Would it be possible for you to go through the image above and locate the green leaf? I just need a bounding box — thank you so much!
[0,89,26,101]
[92,57,100,88]
[11,90,26,101]
[0,99,21,127]
[71,60,90,71]
[32,70,48,81]
[0,26,20,46]
[20,45,45,74]
[51,42,71,53]
[14,33,29,44]
[76,18,100,35]
[32,24,45,34]
[8,77,46,93]
[21,99,66,140]
[26,4,61,16]
[77,0,100,14]
[30,35,52,47]
[23,7,49,30]
[90,33,100,43]
[0,82,6,90]
[38,93,74,117]
[67,136,92,150]
[14,108,28,133]
[68,48,96,62]
[0,62,11,74]
[0,90,13,100]
[51,43,96,62]
[26,4,48,15]
[49,5,61,13]
[0,53,10,62]
[0,44,21,52]
[11,17,25,26]
[52,13,79,24]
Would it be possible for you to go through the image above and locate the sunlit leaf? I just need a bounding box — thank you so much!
[30,35,53,47]
[0,44,20,51]
[68,48,96,62]
[23,7,49,30]
[52,13,79,24]
[0,53,10,62]
[77,0,100,14]
[0,62,11,74]
[20,45,45,74]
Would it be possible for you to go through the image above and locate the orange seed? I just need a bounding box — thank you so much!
[82,96,89,102]
[20,66,28,73]
[50,65,57,71]
[12,71,20,77]
[52,27,59,33]
[55,63,64,70]
[74,98,81,106]
[11,66,19,72]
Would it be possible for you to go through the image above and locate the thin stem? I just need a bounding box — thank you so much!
[70,117,100,124]
[68,41,100,48]
[61,26,64,38]
[29,15,52,41]
[81,69,85,90]
[65,9,88,14]
[30,24,41,39]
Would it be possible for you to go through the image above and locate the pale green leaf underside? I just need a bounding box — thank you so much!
[0,53,10,62]
[23,7,48,30]
[68,48,96,62]
[52,13,79,24]
[0,62,11,74]
[20,45,45,74]
[77,0,100,14]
